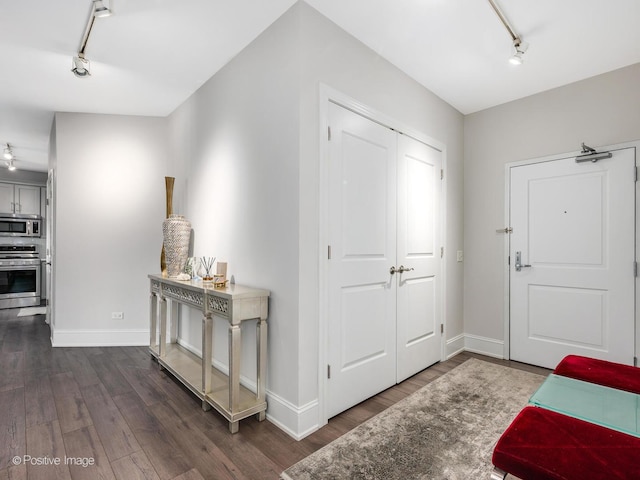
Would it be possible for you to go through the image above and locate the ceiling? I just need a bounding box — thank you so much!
[1,0,639,172]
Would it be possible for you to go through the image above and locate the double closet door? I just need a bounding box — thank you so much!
[326,103,442,418]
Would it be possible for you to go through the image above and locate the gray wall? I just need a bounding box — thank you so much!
[166,2,464,438]
[463,63,640,349]
[51,112,169,345]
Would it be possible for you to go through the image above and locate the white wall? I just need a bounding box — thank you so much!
[51,113,169,346]
[167,2,464,438]
[463,63,640,353]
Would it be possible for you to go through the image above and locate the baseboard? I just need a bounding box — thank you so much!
[445,333,465,359]
[51,328,149,347]
[464,333,505,359]
[266,391,320,440]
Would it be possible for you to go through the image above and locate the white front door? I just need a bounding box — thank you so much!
[396,134,442,382]
[327,102,398,418]
[510,148,635,369]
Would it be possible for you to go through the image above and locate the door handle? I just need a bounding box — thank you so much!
[515,251,531,272]
[390,266,397,275]
[398,265,414,273]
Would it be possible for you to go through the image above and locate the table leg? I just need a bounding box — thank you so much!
[149,292,157,354]
[256,318,267,422]
[159,296,167,358]
[229,324,241,417]
[202,313,213,397]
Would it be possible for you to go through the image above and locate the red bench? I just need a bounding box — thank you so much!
[492,356,640,480]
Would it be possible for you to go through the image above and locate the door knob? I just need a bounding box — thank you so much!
[398,265,414,273]
[390,266,397,275]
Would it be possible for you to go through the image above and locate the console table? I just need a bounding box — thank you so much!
[148,274,269,433]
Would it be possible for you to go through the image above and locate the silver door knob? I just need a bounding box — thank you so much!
[398,265,414,273]
[390,266,397,275]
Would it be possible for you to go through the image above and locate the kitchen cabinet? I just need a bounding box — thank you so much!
[0,183,41,215]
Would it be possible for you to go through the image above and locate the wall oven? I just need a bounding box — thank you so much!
[0,244,40,309]
[0,214,41,237]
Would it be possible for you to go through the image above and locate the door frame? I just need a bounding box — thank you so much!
[502,140,640,363]
[318,84,448,426]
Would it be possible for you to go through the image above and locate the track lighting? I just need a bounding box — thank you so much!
[2,144,13,161]
[487,0,528,65]
[72,53,91,77]
[509,39,528,65]
[71,0,112,78]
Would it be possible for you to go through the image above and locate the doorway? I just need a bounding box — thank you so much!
[508,147,636,368]
[324,100,444,418]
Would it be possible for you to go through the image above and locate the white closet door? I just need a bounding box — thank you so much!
[510,148,635,368]
[396,134,442,382]
[327,103,398,418]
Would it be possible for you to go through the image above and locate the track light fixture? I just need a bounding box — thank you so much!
[2,144,13,161]
[72,0,112,78]
[487,0,527,65]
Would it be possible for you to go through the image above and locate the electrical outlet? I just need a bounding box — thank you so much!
[456,250,464,262]
[112,312,124,320]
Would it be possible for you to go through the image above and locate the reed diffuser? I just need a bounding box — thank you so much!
[200,256,216,282]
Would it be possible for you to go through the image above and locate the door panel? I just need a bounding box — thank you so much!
[396,134,442,382]
[327,103,397,418]
[510,148,635,368]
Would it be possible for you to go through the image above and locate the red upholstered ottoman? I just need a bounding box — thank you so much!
[553,355,640,394]
[492,406,640,480]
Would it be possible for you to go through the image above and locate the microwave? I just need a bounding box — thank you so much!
[0,214,41,237]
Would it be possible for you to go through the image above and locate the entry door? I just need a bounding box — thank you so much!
[396,134,442,382]
[510,148,635,369]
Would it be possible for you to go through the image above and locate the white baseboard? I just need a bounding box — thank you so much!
[51,328,149,347]
[464,334,505,359]
[266,391,320,440]
[445,333,465,359]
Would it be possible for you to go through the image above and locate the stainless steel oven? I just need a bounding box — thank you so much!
[0,244,41,309]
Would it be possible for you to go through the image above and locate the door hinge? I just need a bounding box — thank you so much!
[635,166,638,182]
[508,255,510,265]
[328,245,332,260]
[440,169,444,180]
[328,126,331,141]
[635,261,638,277]
[440,324,444,334]
[327,365,331,379]
[635,357,638,367]
[440,246,444,258]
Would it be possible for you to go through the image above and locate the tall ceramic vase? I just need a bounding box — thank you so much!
[162,214,191,278]
[161,176,175,276]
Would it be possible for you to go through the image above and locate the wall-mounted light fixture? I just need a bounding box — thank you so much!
[72,0,112,78]
[487,0,528,65]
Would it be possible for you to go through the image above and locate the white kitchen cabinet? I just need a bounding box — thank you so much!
[0,183,41,215]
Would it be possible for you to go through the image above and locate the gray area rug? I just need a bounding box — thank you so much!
[282,358,544,480]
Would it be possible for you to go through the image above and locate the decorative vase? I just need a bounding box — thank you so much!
[162,214,191,278]
[161,176,175,276]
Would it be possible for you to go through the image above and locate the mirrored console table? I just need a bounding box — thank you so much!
[148,274,269,433]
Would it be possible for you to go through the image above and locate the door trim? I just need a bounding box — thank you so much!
[503,140,640,363]
[318,84,447,427]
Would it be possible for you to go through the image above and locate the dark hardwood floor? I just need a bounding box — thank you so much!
[0,311,549,480]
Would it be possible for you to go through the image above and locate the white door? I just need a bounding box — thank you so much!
[327,103,398,418]
[510,148,635,369]
[396,134,442,382]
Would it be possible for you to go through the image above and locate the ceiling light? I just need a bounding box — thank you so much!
[6,160,16,172]
[2,144,13,161]
[72,54,91,77]
[93,0,112,18]
[71,0,112,78]
[509,39,527,65]
[487,0,527,65]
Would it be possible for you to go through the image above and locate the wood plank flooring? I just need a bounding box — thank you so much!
[0,311,549,480]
